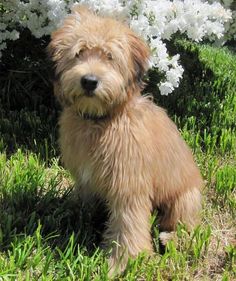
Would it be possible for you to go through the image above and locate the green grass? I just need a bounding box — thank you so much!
[0,39,235,280]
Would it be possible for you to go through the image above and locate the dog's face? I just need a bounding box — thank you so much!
[48,6,150,117]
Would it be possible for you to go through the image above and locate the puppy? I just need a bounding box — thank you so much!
[48,6,203,275]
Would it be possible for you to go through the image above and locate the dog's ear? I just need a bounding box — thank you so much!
[47,10,82,75]
[47,33,64,63]
[128,32,150,85]
[47,26,72,64]
[47,5,93,63]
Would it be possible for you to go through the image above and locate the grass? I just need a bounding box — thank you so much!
[0,37,235,280]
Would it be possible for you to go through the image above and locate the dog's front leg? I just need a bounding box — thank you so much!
[103,196,153,275]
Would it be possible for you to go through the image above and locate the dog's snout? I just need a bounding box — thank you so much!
[81,74,98,92]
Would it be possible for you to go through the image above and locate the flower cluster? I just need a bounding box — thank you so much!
[1,0,232,95]
[208,0,236,42]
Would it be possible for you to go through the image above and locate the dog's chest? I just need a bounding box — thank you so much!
[59,108,151,196]
[59,113,114,188]
[60,127,99,181]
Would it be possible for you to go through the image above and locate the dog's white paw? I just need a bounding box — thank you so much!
[159,231,176,246]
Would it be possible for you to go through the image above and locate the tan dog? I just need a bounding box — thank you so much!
[48,6,203,275]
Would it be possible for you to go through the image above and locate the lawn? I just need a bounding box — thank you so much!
[0,39,235,280]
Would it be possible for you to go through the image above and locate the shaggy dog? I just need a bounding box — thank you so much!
[48,6,203,275]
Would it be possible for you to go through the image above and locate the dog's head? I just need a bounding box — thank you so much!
[48,6,150,117]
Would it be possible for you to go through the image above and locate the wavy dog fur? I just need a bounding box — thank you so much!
[48,6,203,275]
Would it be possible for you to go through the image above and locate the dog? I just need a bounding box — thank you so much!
[48,6,203,275]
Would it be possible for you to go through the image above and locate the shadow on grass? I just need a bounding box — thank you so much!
[0,184,109,255]
[0,30,59,161]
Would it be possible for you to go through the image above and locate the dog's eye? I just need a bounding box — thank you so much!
[75,49,84,58]
[107,52,113,61]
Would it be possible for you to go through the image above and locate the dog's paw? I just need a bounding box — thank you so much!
[159,231,176,246]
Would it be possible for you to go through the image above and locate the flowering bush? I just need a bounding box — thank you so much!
[1,0,232,95]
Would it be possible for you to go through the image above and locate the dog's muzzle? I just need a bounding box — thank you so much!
[81,74,99,96]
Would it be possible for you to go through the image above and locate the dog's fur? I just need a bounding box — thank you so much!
[48,6,203,274]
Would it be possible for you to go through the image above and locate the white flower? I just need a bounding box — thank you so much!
[159,82,175,96]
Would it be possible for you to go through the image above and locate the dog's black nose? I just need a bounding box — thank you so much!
[81,74,98,92]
